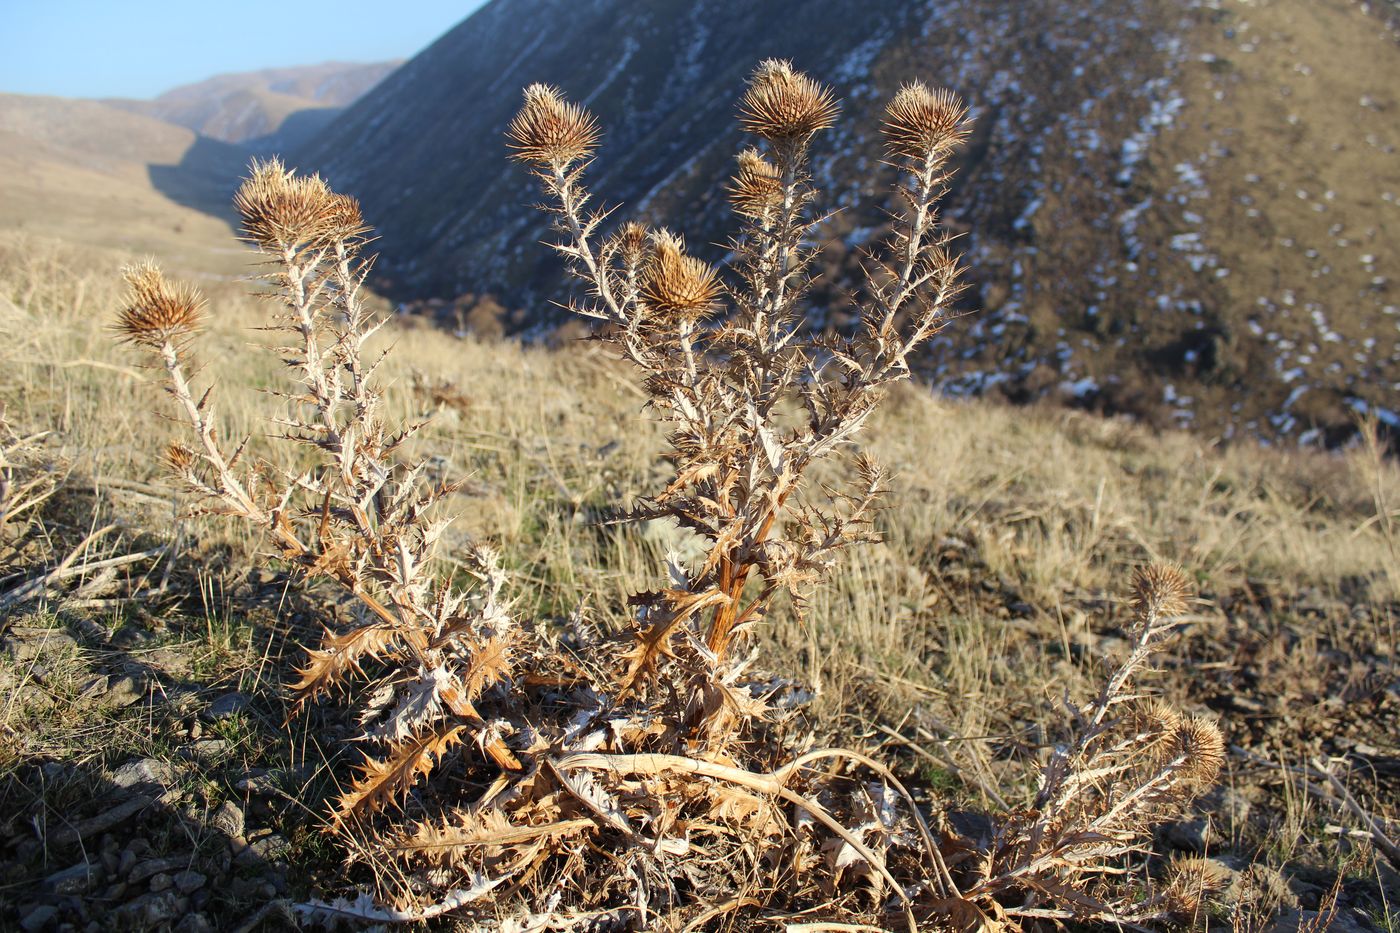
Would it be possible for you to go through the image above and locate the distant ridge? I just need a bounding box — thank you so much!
[106,61,399,152]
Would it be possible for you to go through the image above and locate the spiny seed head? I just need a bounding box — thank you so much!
[115,261,205,348]
[1175,717,1225,787]
[1125,698,1183,746]
[739,59,839,143]
[234,158,341,251]
[729,147,783,219]
[321,192,370,242]
[882,81,970,160]
[641,231,721,318]
[610,220,651,267]
[1131,562,1192,620]
[507,84,600,167]
[163,441,198,475]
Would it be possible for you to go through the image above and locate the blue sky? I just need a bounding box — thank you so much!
[0,1,486,99]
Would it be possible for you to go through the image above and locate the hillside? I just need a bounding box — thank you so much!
[106,61,398,152]
[301,0,1400,445]
[0,95,249,272]
[1,233,1397,928]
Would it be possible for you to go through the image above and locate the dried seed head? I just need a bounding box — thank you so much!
[739,59,839,143]
[115,261,205,348]
[1125,698,1184,746]
[506,83,600,167]
[641,231,721,318]
[234,158,340,251]
[1175,717,1225,787]
[882,81,970,160]
[1131,562,1192,620]
[1164,855,1234,918]
[163,441,198,475]
[611,220,651,267]
[729,147,783,219]
[321,192,370,243]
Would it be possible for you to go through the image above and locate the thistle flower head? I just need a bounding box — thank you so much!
[729,147,783,219]
[321,192,371,243]
[1125,698,1183,745]
[882,81,970,160]
[738,59,839,144]
[115,261,205,348]
[507,83,600,167]
[234,158,341,252]
[610,220,651,268]
[1175,716,1226,786]
[640,230,721,319]
[1131,562,1192,621]
[163,441,198,475]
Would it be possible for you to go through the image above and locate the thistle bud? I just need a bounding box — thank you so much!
[1131,562,1192,620]
[881,81,970,160]
[163,441,198,475]
[729,148,783,219]
[611,220,651,268]
[1175,717,1225,787]
[640,231,721,318]
[115,261,205,349]
[506,83,600,168]
[234,158,340,252]
[738,59,839,144]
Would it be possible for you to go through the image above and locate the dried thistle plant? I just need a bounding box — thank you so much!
[120,65,1225,932]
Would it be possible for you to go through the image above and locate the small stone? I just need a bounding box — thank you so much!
[1163,817,1212,852]
[1265,909,1369,933]
[205,692,249,720]
[148,872,172,893]
[104,673,148,708]
[20,905,58,932]
[44,861,102,895]
[172,870,205,894]
[117,848,136,878]
[181,739,228,763]
[3,628,78,662]
[111,758,174,793]
[174,915,214,933]
[128,857,185,884]
[211,801,244,839]
[115,891,183,927]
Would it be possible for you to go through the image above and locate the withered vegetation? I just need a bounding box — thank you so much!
[116,62,1227,929]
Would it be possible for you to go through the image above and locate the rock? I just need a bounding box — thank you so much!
[174,915,214,933]
[172,870,205,894]
[114,891,184,927]
[128,857,187,885]
[148,872,172,893]
[1163,817,1213,852]
[3,627,78,662]
[104,673,148,708]
[236,833,291,866]
[1247,864,1301,910]
[211,800,244,838]
[205,692,249,719]
[20,905,58,932]
[44,861,102,894]
[181,739,228,763]
[111,758,175,794]
[1264,909,1370,933]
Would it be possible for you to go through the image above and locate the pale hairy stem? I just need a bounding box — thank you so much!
[874,155,942,327]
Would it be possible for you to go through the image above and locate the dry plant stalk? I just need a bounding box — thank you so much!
[119,63,1225,931]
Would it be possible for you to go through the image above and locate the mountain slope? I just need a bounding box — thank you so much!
[305,0,1399,445]
[0,94,248,271]
[107,61,398,152]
